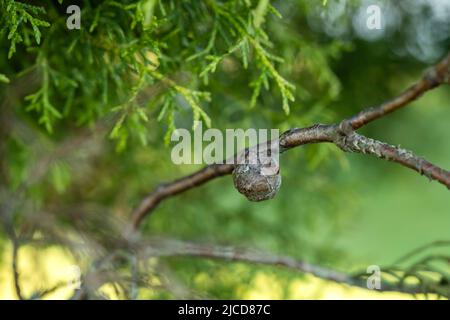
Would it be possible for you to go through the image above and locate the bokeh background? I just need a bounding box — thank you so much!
[0,0,449,299]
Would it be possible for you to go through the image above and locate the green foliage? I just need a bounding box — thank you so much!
[1,0,50,58]
[0,73,10,83]
[3,0,448,300]
[1,0,345,150]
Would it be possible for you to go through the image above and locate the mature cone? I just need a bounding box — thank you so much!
[232,142,281,201]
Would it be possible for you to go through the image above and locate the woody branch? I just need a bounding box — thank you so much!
[129,52,450,230]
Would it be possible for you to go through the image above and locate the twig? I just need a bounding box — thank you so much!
[394,240,450,265]
[129,164,234,229]
[348,53,450,129]
[29,282,68,300]
[140,238,440,295]
[331,122,450,187]
[130,255,139,300]
[11,236,23,300]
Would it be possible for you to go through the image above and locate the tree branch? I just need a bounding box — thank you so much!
[130,52,450,230]
[130,164,235,229]
[140,238,444,296]
[80,53,450,298]
[332,124,450,187]
[348,53,450,129]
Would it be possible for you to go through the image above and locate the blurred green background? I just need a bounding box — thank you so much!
[0,0,449,299]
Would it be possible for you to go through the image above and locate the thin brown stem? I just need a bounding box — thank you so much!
[129,163,234,230]
[11,236,23,300]
[348,53,450,129]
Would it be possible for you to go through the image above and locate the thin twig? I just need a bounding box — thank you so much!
[348,53,450,129]
[29,282,68,300]
[332,122,450,187]
[140,238,441,295]
[394,241,450,265]
[130,52,450,229]
[11,236,23,300]
[129,163,234,229]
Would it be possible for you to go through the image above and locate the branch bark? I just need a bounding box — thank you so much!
[130,164,234,229]
[130,52,450,230]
